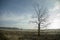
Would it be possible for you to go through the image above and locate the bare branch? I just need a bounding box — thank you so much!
[30,2,50,36]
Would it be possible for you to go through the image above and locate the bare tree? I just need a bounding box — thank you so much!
[31,3,50,36]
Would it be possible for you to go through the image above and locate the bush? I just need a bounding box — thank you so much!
[0,32,8,40]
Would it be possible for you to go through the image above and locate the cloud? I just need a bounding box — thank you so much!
[0,0,60,29]
[0,11,31,21]
[0,11,35,29]
[48,1,60,29]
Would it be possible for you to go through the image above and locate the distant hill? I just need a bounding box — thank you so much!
[0,27,19,30]
[0,27,60,34]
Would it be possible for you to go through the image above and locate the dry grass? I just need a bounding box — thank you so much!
[0,30,60,40]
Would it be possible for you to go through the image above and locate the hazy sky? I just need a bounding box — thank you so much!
[0,0,60,29]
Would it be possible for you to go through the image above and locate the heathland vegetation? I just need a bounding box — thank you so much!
[0,29,60,40]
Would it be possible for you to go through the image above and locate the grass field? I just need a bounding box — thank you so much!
[0,29,60,40]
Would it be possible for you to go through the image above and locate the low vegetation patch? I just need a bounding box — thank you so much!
[0,30,60,40]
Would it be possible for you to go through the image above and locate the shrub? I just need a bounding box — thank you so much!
[0,32,8,40]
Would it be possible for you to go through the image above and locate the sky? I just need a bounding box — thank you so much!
[0,0,60,29]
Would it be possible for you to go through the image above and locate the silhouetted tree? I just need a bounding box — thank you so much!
[31,3,50,36]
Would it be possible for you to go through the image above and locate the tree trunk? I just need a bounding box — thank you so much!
[38,23,40,36]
